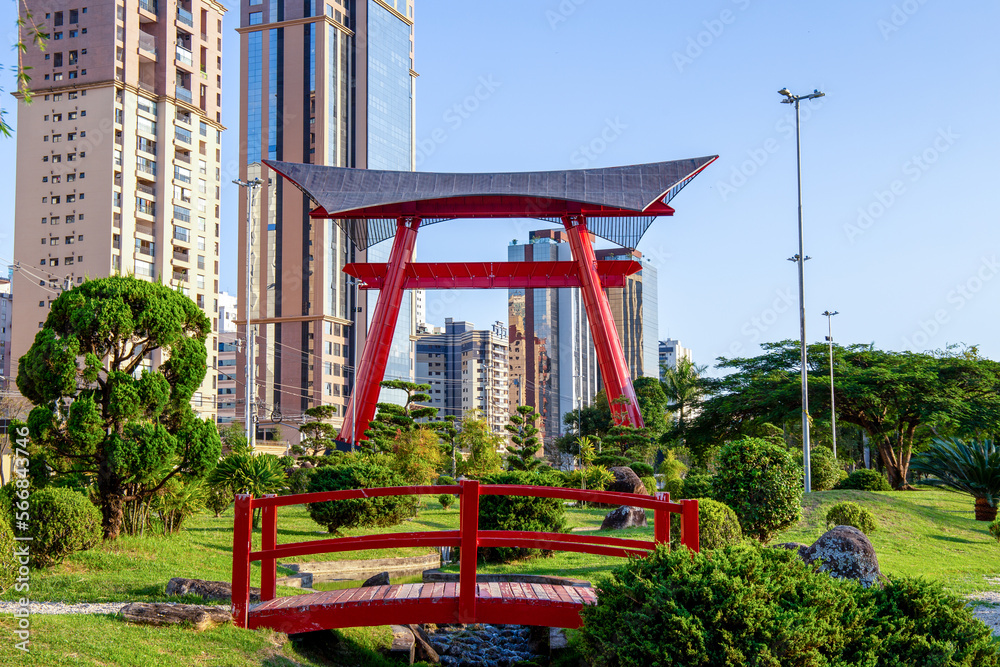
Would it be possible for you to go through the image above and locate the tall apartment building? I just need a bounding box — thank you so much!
[216,331,238,424]
[217,290,237,333]
[508,230,659,449]
[659,339,692,375]
[0,278,12,386]
[415,319,509,435]
[238,0,416,443]
[11,0,227,421]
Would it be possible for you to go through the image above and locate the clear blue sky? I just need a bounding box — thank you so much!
[2,0,997,373]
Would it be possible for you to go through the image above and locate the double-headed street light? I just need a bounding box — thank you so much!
[779,87,825,493]
[822,310,839,459]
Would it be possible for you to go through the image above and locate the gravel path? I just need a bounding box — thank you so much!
[968,591,1000,638]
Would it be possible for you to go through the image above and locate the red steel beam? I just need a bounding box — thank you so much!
[563,215,644,429]
[310,195,677,220]
[337,217,420,445]
[343,260,641,290]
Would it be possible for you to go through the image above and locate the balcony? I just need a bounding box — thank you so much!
[137,162,157,178]
[136,220,155,237]
[138,80,156,94]
[176,86,193,104]
[174,169,192,184]
[175,127,192,145]
[175,151,191,164]
[173,248,189,262]
[177,7,193,27]
[138,32,157,60]
[136,202,156,217]
[139,0,158,20]
[175,44,193,67]
[137,183,156,196]
[172,270,188,283]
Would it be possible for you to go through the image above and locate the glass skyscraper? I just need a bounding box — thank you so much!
[239,0,416,442]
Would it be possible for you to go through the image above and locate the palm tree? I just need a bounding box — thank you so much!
[910,437,1000,521]
[660,358,708,437]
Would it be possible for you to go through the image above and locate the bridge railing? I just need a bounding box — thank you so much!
[232,480,699,628]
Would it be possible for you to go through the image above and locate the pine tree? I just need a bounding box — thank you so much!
[505,405,543,471]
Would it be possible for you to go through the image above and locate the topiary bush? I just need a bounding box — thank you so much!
[826,501,879,534]
[681,473,714,500]
[478,470,567,563]
[628,461,654,478]
[436,475,456,487]
[713,437,803,544]
[593,454,630,469]
[808,446,842,491]
[663,476,683,499]
[438,493,454,510]
[28,487,102,567]
[835,468,892,492]
[578,544,1000,667]
[639,475,657,495]
[0,507,16,593]
[307,459,415,535]
[669,498,743,551]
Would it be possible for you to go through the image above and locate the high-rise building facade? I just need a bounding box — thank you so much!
[239,0,416,442]
[659,338,692,375]
[508,230,659,449]
[12,0,227,421]
[415,318,509,434]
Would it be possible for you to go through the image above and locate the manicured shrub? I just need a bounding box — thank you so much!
[478,470,567,563]
[988,518,1000,544]
[593,454,630,469]
[713,437,803,543]
[0,507,16,593]
[681,473,714,500]
[307,459,415,535]
[663,476,683,498]
[438,494,454,510]
[669,498,743,551]
[808,446,842,492]
[826,501,879,534]
[285,467,316,496]
[836,468,892,492]
[628,461,654,478]
[436,475,456,487]
[639,475,657,495]
[28,487,102,567]
[578,544,1000,667]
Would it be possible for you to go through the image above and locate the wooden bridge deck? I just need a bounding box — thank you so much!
[247,582,599,634]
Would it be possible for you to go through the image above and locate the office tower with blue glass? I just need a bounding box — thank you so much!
[238,0,416,442]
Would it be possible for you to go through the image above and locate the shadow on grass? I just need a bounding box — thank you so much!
[930,535,979,544]
[287,628,406,667]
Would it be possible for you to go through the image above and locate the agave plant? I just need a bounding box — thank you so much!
[910,437,1000,521]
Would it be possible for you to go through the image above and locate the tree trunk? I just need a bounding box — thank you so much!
[97,457,124,540]
[974,498,997,522]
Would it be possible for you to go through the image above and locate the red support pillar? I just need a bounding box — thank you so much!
[338,217,421,445]
[680,498,700,553]
[231,493,254,629]
[654,492,670,547]
[562,216,644,429]
[260,494,277,602]
[458,480,480,623]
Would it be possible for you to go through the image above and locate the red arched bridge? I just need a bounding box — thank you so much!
[232,481,699,633]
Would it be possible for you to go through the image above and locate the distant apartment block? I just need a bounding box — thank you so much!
[659,339,692,375]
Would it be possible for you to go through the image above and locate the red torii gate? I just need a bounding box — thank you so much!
[264,158,717,445]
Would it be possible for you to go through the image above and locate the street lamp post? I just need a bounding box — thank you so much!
[778,87,825,493]
[234,177,262,451]
[822,310,839,459]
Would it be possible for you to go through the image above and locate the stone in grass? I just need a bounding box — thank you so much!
[166,577,261,603]
[119,602,231,631]
[606,467,647,496]
[361,571,390,587]
[798,525,884,588]
[600,506,648,530]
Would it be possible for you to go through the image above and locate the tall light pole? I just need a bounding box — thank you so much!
[234,177,262,451]
[779,87,825,493]
[822,310,839,459]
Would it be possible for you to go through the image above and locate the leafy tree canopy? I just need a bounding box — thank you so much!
[16,277,220,539]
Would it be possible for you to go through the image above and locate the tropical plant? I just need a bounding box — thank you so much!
[713,437,803,543]
[16,276,220,540]
[151,478,206,534]
[660,357,708,443]
[505,405,543,471]
[910,437,1000,521]
[826,501,879,534]
[989,518,1000,545]
[577,435,596,493]
[208,451,288,527]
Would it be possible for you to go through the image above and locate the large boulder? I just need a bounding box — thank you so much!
[166,577,261,603]
[600,506,648,530]
[799,525,883,588]
[606,467,647,496]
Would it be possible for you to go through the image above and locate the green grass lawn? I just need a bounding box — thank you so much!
[5,487,998,665]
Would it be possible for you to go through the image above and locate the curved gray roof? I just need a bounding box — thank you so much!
[263,157,717,249]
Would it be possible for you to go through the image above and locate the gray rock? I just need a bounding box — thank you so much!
[606,466,647,495]
[120,602,231,631]
[362,571,390,587]
[166,577,261,603]
[800,525,883,588]
[600,505,648,530]
[772,542,810,559]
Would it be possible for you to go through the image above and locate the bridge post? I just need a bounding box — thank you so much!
[654,492,670,547]
[232,494,254,628]
[458,480,480,623]
[261,494,277,601]
[680,498,700,553]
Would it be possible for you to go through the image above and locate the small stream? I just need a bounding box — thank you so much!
[424,623,544,667]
